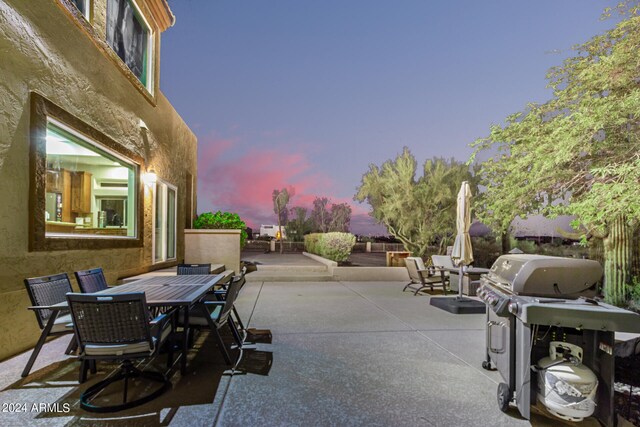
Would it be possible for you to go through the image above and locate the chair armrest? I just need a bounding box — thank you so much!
[203,301,225,307]
[417,268,434,278]
[149,309,175,342]
[28,305,64,311]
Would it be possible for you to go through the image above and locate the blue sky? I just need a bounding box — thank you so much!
[161,0,619,234]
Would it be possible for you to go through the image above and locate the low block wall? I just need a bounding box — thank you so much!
[185,229,241,274]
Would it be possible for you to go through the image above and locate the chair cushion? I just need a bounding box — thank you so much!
[51,313,73,333]
[178,305,222,326]
[85,341,152,356]
[84,322,171,356]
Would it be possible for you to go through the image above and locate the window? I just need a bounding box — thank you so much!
[45,119,137,238]
[70,0,91,19]
[106,0,153,90]
[153,180,177,263]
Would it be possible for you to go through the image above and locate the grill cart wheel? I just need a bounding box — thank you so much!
[497,382,511,413]
[482,360,494,371]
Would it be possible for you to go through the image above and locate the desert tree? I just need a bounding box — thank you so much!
[470,5,640,304]
[355,147,475,256]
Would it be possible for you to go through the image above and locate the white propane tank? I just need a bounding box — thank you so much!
[536,342,598,422]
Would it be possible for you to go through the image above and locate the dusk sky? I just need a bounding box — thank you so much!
[160,1,619,234]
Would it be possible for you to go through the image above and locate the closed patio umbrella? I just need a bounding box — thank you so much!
[430,180,486,314]
[451,181,473,299]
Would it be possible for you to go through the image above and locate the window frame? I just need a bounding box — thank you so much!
[105,0,155,93]
[54,0,160,105]
[70,0,92,21]
[152,179,178,264]
[29,92,145,252]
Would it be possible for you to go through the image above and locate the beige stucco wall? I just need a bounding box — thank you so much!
[0,1,197,360]
[185,230,241,274]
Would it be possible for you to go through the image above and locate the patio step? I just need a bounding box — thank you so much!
[246,271,334,282]
[255,264,328,273]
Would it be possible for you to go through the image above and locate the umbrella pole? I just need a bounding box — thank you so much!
[458,265,464,299]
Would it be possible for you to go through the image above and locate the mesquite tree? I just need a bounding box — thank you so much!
[355,148,475,256]
[471,7,640,305]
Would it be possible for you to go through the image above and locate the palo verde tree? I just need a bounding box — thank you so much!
[355,147,475,256]
[470,5,640,305]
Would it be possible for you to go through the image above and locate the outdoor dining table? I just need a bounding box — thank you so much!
[28,273,224,376]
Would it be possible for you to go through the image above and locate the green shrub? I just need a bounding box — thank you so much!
[305,232,356,262]
[320,232,356,262]
[194,211,248,248]
[304,233,321,254]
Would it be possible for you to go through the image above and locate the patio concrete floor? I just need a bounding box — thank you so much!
[0,278,593,426]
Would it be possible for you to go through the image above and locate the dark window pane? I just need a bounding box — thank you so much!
[71,0,86,15]
[106,0,148,85]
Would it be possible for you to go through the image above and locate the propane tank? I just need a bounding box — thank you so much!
[536,341,598,422]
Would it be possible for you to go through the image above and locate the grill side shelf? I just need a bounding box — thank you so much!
[519,304,640,333]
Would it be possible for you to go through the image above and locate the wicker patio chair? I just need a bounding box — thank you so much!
[403,257,449,295]
[22,273,77,377]
[67,292,174,413]
[177,263,211,275]
[74,267,111,294]
[179,273,247,365]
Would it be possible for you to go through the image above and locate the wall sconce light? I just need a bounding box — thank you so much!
[143,167,157,186]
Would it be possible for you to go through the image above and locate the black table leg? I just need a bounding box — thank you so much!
[22,312,58,377]
[181,306,189,375]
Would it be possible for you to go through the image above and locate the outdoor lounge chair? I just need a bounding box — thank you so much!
[74,267,111,294]
[431,255,459,291]
[178,273,246,365]
[177,263,211,275]
[67,292,174,413]
[22,273,76,377]
[403,257,449,295]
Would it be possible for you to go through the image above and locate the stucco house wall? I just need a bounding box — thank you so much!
[0,0,197,361]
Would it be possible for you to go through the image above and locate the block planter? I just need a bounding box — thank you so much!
[184,229,241,273]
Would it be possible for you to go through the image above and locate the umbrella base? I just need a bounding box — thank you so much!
[430,296,486,314]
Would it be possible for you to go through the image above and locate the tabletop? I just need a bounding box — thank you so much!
[43,273,223,310]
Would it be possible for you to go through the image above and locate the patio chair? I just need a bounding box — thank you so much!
[179,273,247,365]
[212,267,248,331]
[431,255,459,291]
[67,292,174,413]
[22,273,76,377]
[74,267,111,294]
[403,257,448,295]
[177,263,211,275]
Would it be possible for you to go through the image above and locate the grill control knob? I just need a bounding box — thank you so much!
[508,301,519,314]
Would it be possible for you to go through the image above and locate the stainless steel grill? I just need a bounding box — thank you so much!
[477,254,640,426]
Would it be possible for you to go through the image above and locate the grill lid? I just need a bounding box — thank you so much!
[486,254,602,297]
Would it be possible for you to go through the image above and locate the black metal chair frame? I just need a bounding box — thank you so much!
[213,267,248,332]
[23,273,76,377]
[67,292,175,413]
[74,267,111,294]
[184,273,247,365]
[177,263,211,275]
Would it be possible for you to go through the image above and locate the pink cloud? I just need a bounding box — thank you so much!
[195,132,387,235]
